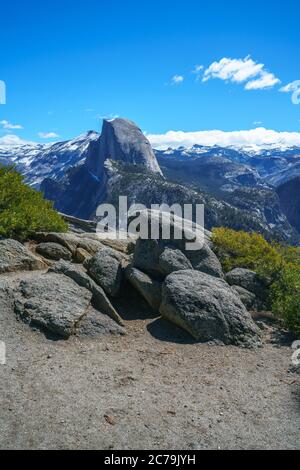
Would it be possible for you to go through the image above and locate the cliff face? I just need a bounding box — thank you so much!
[277,176,300,233]
[37,118,300,244]
[41,118,163,219]
[104,160,299,244]
[41,165,108,220]
[86,118,162,177]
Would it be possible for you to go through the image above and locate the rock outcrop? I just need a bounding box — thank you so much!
[0,239,46,274]
[14,273,93,338]
[85,247,125,298]
[132,210,223,279]
[36,242,72,261]
[125,265,162,312]
[277,175,300,233]
[33,232,110,257]
[157,246,193,276]
[41,119,163,219]
[86,118,162,177]
[231,285,261,311]
[160,270,261,347]
[226,268,269,301]
[13,271,124,338]
[49,261,124,326]
[0,210,268,347]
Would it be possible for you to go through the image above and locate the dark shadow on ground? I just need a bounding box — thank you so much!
[253,315,297,347]
[113,282,200,344]
[147,317,197,345]
[111,282,159,321]
[29,323,66,342]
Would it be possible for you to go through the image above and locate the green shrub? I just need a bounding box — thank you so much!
[212,227,300,337]
[211,227,282,279]
[271,263,300,336]
[0,165,67,240]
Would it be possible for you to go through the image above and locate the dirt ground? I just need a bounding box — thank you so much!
[0,273,299,450]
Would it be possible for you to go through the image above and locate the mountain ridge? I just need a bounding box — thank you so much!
[1,118,300,243]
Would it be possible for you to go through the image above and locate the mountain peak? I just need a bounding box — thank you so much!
[86,117,162,177]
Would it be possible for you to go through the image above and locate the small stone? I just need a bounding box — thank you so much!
[104,414,116,426]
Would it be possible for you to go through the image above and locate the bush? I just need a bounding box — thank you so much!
[211,227,282,278]
[271,264,300,336]
[0,166,67,240]
[212,227,300,336]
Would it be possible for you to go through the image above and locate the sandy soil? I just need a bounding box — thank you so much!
[0,273,299,450]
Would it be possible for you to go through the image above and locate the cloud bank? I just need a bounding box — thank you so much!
[0,134,34,147]
[2,127,300,152]
[146,127,300,150]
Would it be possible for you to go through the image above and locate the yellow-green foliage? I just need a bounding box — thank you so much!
[211,227,282,278]
[0,166,67,240]
[212,227,300,336]
[271,264,300,336]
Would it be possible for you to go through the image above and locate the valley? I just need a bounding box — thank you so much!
[1,118,300,244]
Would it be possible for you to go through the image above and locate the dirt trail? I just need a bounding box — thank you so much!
[0,276,299,450]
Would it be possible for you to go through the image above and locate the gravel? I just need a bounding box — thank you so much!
[0,275,299,450]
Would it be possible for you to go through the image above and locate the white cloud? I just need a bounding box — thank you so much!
[0,120,23,130]
[171,75,184,85]
[38,132,59,139]
[245,72,280,90]
[203,56,280,90]
[0,134,34,147]
[146,127,300,150]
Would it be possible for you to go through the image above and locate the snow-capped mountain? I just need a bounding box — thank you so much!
[1,120,300,243]
[1,129,300,191]
[155,144,300,189]
[0,131,100,187]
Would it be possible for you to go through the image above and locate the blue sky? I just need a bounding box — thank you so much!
[1,0,300,146]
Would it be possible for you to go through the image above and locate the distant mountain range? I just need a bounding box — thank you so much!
[0,131,99,187]
[1,118,300,244]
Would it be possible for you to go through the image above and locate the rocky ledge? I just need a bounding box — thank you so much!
[0,211,269,347]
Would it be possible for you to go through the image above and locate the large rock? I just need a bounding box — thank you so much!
[185,243,223,278]
[134,237,224,279]
[14,273,93,338]
[86,247,124,297]
[86,118,163,177]
[76,309,125,337]
[0,239,46,274]
[132,211,222,279]
[100,237,136,255]
[74,247,91,263]
[226,268,269,300]
[76,239,103,255]
[231,285,259,311]
[36,242,72,261]
[158,246,193,276]
[49,261,124,326]
[130,209,211,248]
[160,270,261,347]
[125,265,162,312]
[33,232,104,256]
[33,232,82,255]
